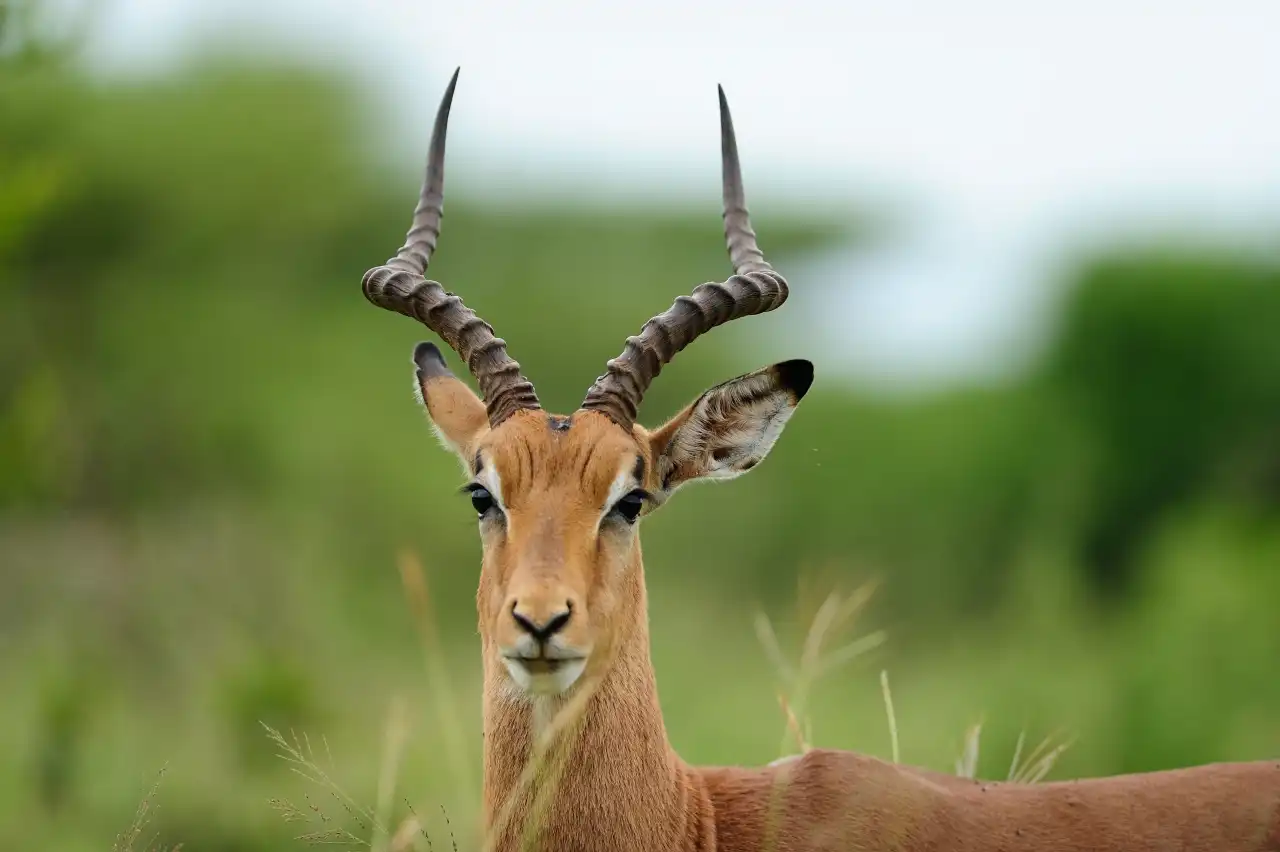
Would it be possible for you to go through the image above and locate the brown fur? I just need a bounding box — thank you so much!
[416,370,1280,852]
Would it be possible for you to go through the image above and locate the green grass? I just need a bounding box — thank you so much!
[5,504,1271,852]
[245,570,1071,852]
[26,502,1264,851]
[111,768,181,852]
[83,549,1079,852]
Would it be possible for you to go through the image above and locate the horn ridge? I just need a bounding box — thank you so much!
[579,85,788,429]
[360,68,540,424]
[361,68,541,427]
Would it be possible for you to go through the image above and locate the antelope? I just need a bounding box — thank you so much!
[361,69,1280,852]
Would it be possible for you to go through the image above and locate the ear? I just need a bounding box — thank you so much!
[647,359,813,503]
[412,342,488,464]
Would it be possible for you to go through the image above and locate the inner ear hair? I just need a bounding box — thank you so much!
[649,359,813,496]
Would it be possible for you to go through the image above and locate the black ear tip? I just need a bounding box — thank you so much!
[775,359,815,400]
[413,341,453,380]
[412,341,443,366]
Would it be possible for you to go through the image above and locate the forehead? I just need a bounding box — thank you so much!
[475,411,644,501]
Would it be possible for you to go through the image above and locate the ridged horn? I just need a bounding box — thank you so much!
[361,68,540,427]
[579,85,788,429]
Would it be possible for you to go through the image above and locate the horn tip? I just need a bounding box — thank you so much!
[717,86,736,146]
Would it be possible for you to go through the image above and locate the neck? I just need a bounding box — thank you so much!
[478,561,711,852]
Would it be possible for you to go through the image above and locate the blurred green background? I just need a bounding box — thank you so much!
[2,3,1279,850]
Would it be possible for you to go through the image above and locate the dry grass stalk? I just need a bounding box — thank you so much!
[397,550,473,794]
[880,670,900,765]
[953,722,1074,783]
[955,722,983,779]
[112,766,182,852]
[778,693,811,754]
[756,580,886,765]
[372,696,411,852]
[1009,730,1075,783]
[265,722,402,848]
[263,560,1075,852]
[756,581,885,852]
[479,676,599,852]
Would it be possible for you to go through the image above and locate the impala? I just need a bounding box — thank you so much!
[361,70,1280,852]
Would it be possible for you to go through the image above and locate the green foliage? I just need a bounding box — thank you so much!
[32,669,91,812]
[220,657,319,772]
[1109,503,1280,771]
[1044,249,1280,595]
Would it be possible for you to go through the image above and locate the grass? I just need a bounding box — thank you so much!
[111,767,181,852]
[258,554,470,852]
[245,559,1069,852]
[264,719,457,851]
[880,670,900,765]
[89,542,1082,852]
[257,552,605,852]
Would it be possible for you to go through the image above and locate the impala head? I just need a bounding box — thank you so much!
[362,69,812,697]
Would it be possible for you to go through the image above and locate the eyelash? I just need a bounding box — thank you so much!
[608,489,651,525]
[461,482,499,518]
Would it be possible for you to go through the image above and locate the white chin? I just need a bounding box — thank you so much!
[503,658,587,696]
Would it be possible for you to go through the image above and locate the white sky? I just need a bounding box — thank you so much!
[84,0,1280,393]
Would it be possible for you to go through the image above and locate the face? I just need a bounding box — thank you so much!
[465,412,648,695]
[414,343,813,697]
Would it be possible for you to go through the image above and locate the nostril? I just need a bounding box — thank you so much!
[511,606,537,638]
[544,609,571,637]
[510,604,572,643]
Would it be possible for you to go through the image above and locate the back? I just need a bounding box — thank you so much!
[700,750,1280,852]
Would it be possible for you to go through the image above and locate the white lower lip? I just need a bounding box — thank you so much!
[503,656,587,695]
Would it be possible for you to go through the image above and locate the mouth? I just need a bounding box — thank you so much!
[500,653,589,694]
[502,655,584,675]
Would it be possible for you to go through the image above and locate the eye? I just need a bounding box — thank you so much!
[466,484,496,518]
[609,489,648,525]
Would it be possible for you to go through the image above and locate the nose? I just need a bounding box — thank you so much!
[510,600,573,644]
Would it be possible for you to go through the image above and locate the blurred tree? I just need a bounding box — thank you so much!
[1042,249,1280,599]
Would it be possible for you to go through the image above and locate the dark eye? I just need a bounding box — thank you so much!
[468,486,495,517]
[610,489,648,525]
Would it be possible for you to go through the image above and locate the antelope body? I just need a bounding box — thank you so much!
[360,70,1280,852]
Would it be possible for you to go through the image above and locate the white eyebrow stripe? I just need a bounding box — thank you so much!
[603,458,637,513]
[478,464,505,509]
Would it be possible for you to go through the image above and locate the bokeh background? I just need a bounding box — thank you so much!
[3,1,1280,849]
